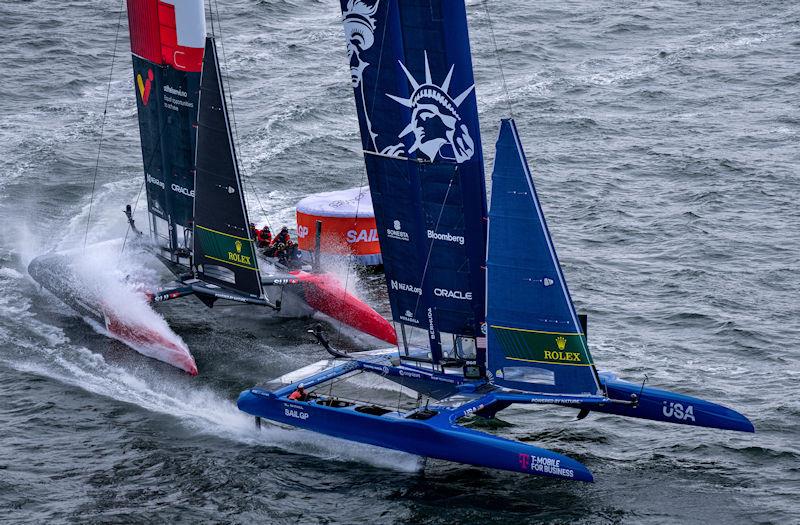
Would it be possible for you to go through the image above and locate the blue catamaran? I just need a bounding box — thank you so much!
[237,0,753,481]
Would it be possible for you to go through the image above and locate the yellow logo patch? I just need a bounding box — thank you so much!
[136,69,153,105]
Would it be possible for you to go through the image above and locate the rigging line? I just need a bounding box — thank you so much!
[409,170,456,337]
[83,0,125,251]
[365,1,391,128]
[119,110,165,261]
[319,370,364,395]
[210,0,274,231]
[482,0,514,118]
[206,0,215,37]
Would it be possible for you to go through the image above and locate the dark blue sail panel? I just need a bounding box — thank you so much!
[365,154,481,340]
[130,54,169,220]
[341,0,482,163]
[340,0,488,357]
[487,119,600,395]
[127,0,204,249]
[130,56,199,233]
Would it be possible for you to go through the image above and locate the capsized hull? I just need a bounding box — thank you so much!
[28,253,197,375]
[237,387,593,482]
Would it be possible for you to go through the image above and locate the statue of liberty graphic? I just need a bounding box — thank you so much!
[385,52,476,163]
[342,2,475,163]
[342,0,380,150]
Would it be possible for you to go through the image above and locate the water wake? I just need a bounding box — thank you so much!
[27,240,197,374]
[2,254,420,473]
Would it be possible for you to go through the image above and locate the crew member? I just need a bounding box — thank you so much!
[257,226,272,248]
[288,384,309,401]
[272,226,292,247]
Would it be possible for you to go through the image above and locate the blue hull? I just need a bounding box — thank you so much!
[592,372,755,433]
[237,357,753,481]
[237,387,594,482]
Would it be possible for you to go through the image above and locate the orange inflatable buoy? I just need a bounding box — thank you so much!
[295,186,382,266]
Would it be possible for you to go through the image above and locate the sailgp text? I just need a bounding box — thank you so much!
[347,229,379,243]
[284,408,309,420]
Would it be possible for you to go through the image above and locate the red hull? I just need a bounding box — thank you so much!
[105,313,198,376]
[290,270,397,345]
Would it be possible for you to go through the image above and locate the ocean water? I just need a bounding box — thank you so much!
[1,0,798,523]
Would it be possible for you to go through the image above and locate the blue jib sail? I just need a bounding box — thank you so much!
[487,119,600,395]
[339,0,488,361]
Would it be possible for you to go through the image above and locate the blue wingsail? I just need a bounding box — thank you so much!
[339,0,488,360]
[487,119,601,395]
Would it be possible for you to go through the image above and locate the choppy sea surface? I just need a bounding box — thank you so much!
[1,0,798,523]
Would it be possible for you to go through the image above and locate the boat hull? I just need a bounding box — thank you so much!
[28,254,198,375]
[237,387,593,482]
[289,270,397,345]
[592,372,755,433]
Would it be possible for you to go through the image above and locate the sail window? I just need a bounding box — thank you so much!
[151,214,171,250]
[175,224,191,250]
[202,264,235,284]
[455,336,476,360]
[439,332,477,361]
[500,366,555,386]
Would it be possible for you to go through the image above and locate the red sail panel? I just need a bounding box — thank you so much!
[127,0,161,64]
[127,0,204,72]
[157,1,204,72]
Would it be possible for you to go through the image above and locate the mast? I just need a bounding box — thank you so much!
[126,0,206,264]
[338,0,488,365]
